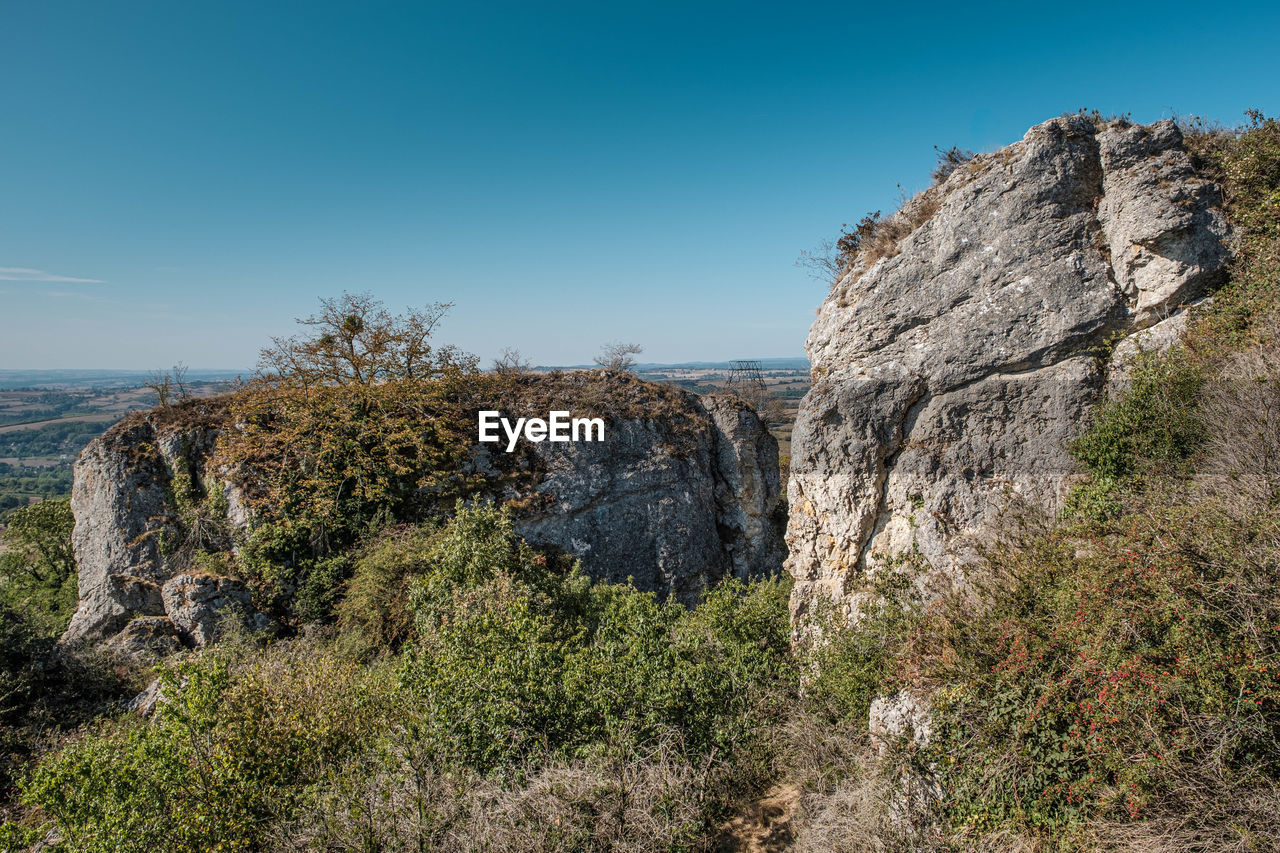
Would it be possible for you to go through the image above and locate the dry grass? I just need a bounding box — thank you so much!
[1196,317,1280,505]
[274,732,724,853]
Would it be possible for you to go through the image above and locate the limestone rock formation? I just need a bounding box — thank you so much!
[64,419,217,642]
[63,381,785,648]
[510,392,785,602]
[788,116,1230,620]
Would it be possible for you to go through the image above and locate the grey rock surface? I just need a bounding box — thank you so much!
[869,690,933,753]
[1097,122,1230,325]
[1106,302,1201,394]
[511,392,785,603]
[105,616,183,660]
[161,572,258,647]
[62,413,247,644]
[63,422,178,642]
[125,678,165,716]
[788,116,1230,620]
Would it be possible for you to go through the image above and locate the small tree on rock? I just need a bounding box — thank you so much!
[258,292,474,387]
[593,342,644,373]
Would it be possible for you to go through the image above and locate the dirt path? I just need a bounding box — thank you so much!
[716,783,801,852]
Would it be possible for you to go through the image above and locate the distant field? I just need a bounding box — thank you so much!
[0,457,65,468]
[0,412,120,434]
[0,380,231,518]
[634,364,809,464]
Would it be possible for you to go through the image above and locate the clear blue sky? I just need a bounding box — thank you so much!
[2,1,1277,370]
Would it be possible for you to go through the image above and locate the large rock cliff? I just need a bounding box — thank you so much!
[787,116,1230,619]
[64,377,786,648]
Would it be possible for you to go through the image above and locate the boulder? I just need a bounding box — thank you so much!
[105,616,183,660]
[161,573,259,647]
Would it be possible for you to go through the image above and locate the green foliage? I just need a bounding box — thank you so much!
[335,523,437,652]
[1071,351,1205,483]
[398,503,795,778]
[802,565,924,727]
[22,646,392,852]
[222,375,485,623]
[15,505,796,850]
[1066,350,1204,520]
[1,498,75,587]
[927,503,1280,832]
[0,420,103,459]
[0,498,78,634]
[0,601,46,723]
[1186,112,1280,345]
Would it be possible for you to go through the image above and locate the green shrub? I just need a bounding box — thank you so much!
[1066,349,1204,520]
[22,643,393,852]
[16,504,797,849]
[802,563,924,727]
[397,503,796,782]
[335,522,437,653]
[0,498,78,634]
[1071,350,1205,483]
[927,504,1280,833]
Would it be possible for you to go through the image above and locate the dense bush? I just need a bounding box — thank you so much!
[22,646,391,852]
[926,503,1280,834]
[0,499,78,634]
[801,563,925,728]
[12,504,796,851]
[220,376,485,622]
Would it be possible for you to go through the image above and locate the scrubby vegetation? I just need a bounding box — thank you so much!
[2,114,1277,851]
[3,504,798,851]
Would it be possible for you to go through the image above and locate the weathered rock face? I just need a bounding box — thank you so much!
[64,420,219,642]
[161,573,264,647]
[64,382,785,648]
[509,392,785,601]
[788,116,1230,620]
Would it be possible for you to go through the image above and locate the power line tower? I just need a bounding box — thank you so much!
[725,359,766,392]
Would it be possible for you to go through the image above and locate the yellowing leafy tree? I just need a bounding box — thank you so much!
[257,291,476,388]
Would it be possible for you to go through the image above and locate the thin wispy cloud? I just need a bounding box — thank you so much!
[0,266,105,283]
[45,290,111,303]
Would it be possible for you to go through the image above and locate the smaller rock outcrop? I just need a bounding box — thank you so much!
[105,617,183,660]
[1097,123,1230,325]
[161,573,263,647]
[64,376,787,650]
